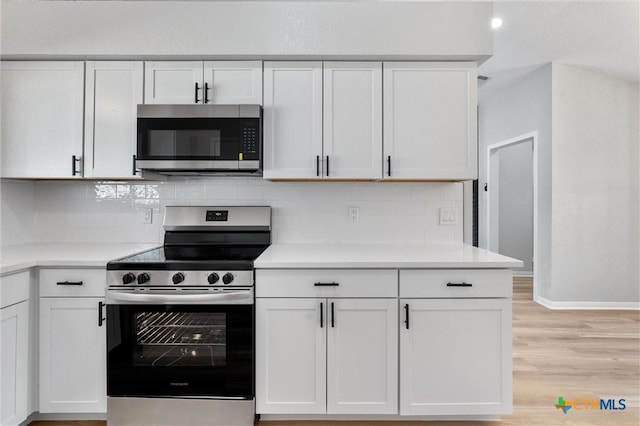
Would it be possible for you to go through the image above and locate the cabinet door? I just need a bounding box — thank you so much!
[400,298,511,415]
[144,61,204,104]
[85,61,143,178]
[327,298,397,414]
[383,62,477,180]
[203,61,262,105]
[1,61,84,178]
[1,301,29,426]
[39,298,106,413]
[263,62,323,179]
[323,62,382,179]
[256,298,326,414]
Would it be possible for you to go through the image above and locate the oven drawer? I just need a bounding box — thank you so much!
[40,268,106,297]
[255,269,397,298]
[400,269,512,298]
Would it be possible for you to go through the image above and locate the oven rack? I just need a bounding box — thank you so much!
[136,312,226,346]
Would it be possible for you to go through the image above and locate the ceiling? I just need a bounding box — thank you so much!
[479,0,640,99]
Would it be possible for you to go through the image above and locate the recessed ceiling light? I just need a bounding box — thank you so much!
[491,18,503,29]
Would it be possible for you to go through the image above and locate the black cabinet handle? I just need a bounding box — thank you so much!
[320,302,324,328]
[71,155,80,176]
[404,304,410,329]
[194,82,200,103]
[446,282,473,287]
[387,155,391,177]
[98,301,105,327]
[326,155,330,177]
[314,282,339,287]
[204,82,210,104]
[132,155,137,176]
[56,281,83,286]
[331,302,335,328]
[316,155,320,177]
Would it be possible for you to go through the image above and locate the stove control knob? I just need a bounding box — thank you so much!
[172,273,185,285]
[137,272,150,285]
[207,273,220,284]
[122,272,136,285]
[222,273,234,285]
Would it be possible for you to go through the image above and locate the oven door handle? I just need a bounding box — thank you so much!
[106,290,253,305]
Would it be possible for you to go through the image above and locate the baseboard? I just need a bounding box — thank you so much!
[535,295,640,310]
[513,271,533,277]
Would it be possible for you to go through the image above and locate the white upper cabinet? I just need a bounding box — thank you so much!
[263,62,323,179]
[1,61,84,178]
[84,61,143,179]
[323,62,382,180]
[203,61,262,104]
[383,62,477,180]
[145,61,262,105]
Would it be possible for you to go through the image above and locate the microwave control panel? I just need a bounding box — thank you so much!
[241,122,260,160]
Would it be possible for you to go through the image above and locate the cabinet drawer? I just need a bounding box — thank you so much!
[39,268,106,297]
[256,269,397,298]
[400,269,512,298]
[1,270,31,308]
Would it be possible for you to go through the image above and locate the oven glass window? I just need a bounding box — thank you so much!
[134,312,226,367]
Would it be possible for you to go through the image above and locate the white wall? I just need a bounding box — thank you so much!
[551,63,639,304]
[30,178,463,245]
[479,64,552,297]
[0,180,35,246]
[0,1,492,61]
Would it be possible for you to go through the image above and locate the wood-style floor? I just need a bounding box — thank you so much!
[30,277,639,426]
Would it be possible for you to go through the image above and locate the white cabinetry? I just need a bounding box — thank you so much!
[399,269,512,416]
[263,62,382,180]
[145,61,262,105]
[84,61,144,178]
[255,269,398,415]
[323,62,382,179]
[1,271,31,426]
[263,62,323,179]
[382,62,477,180]
[1,61,84,178]
[39,269,107,414]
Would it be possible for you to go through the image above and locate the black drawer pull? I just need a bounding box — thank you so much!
[314,282,339,287]
[446,282,473,287]
[56,281,83,286]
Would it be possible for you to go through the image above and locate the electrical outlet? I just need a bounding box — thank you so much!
[348,207,359,223]
[142,208,153,225]
[439,207,458,225]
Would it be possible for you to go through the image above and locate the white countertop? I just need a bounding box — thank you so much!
[254,243,523,269]
[0,243,159,275]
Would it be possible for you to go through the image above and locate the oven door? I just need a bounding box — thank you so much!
[107,304,253,399]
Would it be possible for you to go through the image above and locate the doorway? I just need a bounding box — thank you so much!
[487,132,538,295]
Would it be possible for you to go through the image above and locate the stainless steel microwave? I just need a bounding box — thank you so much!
[136,104,262,175]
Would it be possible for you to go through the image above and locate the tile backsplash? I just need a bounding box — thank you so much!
[1,180,36,246]
[4,177,463,246]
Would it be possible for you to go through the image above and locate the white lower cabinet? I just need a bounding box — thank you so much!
[400,298,511,415]
[256,297,397,415]
[39,269,107,413]
[1,301,29,426]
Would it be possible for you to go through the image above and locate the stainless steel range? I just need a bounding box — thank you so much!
[105,206,270,426]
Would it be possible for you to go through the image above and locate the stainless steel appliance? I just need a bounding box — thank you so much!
[106,206,271,426]
[136,104,262,175]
